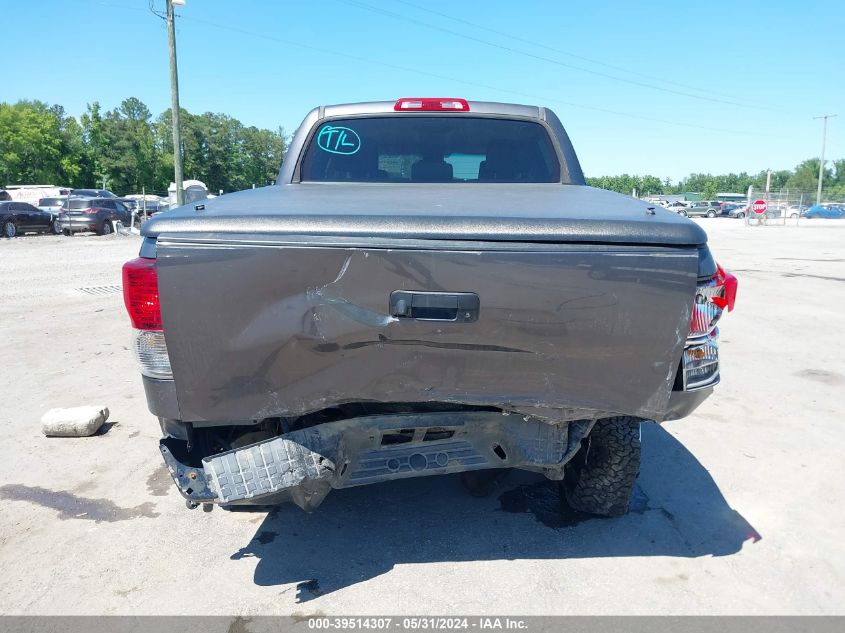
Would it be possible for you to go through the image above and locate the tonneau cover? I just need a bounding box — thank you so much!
[143,183,707,246]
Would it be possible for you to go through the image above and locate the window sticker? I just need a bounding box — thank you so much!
[317,125,361,155]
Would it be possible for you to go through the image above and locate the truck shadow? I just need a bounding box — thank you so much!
[231,423,760,601]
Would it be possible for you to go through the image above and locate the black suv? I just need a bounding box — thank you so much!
[57,197,132,235]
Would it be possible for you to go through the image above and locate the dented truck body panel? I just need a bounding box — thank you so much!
[155,238,698,424]
[132,100,723,511]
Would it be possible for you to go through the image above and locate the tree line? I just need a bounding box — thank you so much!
[2,97,843,201]
[0,98,286,195]
[587,159,845,201]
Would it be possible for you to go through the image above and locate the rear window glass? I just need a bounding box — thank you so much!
[300,116,560,183]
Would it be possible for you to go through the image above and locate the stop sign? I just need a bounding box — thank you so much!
[752,199,768,214]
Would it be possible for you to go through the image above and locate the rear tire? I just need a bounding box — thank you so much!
[3,221,16,238]
[737,212,745,219]
[678,210,688,217]
[99,220,113,236]
[563,416,641,517]
[707,210,716,218]
[62,229,71,236]
[51,221,62,234]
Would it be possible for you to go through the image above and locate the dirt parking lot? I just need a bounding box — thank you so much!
[1,220,844,616]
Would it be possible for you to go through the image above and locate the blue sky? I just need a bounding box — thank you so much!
[3,0,843,182]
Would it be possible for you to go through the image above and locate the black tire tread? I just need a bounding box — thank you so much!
[564,416,641,517]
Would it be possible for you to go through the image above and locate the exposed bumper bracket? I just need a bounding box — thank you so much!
[159,439,217,503]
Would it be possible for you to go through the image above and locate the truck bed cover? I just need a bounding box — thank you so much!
[143,183,707,246]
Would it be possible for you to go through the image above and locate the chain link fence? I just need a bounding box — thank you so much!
[741,189,819,226]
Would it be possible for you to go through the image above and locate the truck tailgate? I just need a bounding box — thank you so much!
[156,236,698,422]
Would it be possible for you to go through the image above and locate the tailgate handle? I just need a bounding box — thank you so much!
[390,291,479,322]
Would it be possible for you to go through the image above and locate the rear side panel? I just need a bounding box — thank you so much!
[156,237,698,423]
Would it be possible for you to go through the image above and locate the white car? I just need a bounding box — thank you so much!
[786,205,809,219]
[36,196,67,233]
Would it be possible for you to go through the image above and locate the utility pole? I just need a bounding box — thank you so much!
[167,0,185,207]
[813,114,837,205]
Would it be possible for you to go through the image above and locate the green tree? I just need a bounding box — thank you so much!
[95,97,158,194]
[0,101,65,185]
[80,102,107,188]
[700,179,718,200]
[786,159,832,194]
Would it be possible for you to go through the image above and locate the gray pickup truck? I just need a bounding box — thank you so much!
[123,98,737,517]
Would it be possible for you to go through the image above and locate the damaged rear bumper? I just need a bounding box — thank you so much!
[159,411,599,511]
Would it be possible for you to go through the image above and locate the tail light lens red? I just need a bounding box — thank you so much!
[712,264,737,311]
[83,207,98,214]
[689,263,738,338]
[122,257,162,330]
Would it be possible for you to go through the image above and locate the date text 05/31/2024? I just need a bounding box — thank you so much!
[307,617,529,630]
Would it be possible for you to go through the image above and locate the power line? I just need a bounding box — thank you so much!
[334,0,771,111]
[392,0,740,101]
[88,0,782,138]
[177,14,782,139]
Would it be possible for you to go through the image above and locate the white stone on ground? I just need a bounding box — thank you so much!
[41,406,110,437]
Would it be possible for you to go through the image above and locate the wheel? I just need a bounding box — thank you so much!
[3,221,16,238]
[563,416,641,517]
[62,229,71,237]
[99,220,113,236]
[706,210,716,218]
[678,210,688,217]
[736,212,745,219]
[51,221,62,235]
[790,213,799,219]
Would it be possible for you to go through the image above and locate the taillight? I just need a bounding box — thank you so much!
[123,257,161,330]
[132,330,172,379]
[681,263,738,391]
[83,207,98,215]
[394,97,470,111]
[123,257,171,379]
[712,264,737,311]
[690,264,738,338]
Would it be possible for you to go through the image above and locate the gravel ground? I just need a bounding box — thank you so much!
[0,220,843,615]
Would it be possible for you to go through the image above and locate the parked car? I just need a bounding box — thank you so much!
[0,201,57,237]
[126,97,738,517]
[37,197,68,232]
[727,204,750,218]
[116,198,141,224]
[56,197,132,235]
[69,188,117,199]
[719,203,742,217]
[786,205,809,219]
[117,197,138,212]
[804,204,845,219]
[143,202,166,218]
[677,201,720,218]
